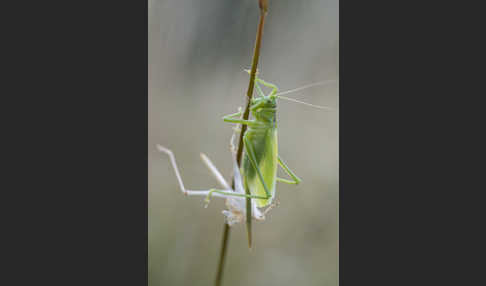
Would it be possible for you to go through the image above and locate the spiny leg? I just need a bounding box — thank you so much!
[156,144,266,204]
[276,155,302,185]
[205,189,267,200]
[156,145,231,196]
[223,110,242,119]
[199,153,231,189]
[195,158,269,204]
[255,77,278,96]
[222,111,259,126]
[156,144,189,195]
[200,151,271,202]
[244,68,278,97]
[255,81,265,98]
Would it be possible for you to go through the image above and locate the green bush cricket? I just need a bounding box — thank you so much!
[157,71,334,247]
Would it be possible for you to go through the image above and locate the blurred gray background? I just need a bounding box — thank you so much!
[149,0,338,285]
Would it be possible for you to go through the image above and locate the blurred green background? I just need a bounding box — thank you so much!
[149,0,338,285]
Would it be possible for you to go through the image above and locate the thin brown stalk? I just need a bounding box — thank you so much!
[214,1,268,286]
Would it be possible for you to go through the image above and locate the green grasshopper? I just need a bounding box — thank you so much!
[157,72,333,246]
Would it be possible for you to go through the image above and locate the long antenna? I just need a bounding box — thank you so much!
[274,80,336,97]
[278,95,332,110]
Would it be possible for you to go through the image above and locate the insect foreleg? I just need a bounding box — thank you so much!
[223,111,242,118]
[255,81,265,97]
[222,112,259,126]
[245,69,278,97]
[276,155,302,185]
[255,77,278,96]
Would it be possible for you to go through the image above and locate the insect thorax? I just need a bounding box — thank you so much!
[251,98,277,124]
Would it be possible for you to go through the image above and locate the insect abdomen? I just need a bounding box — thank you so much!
[242,128,278,208]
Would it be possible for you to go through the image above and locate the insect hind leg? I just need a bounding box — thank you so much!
[276,155,302,185]
[199,153,231,189]
[157,144,268,205]
[156,145,232,201]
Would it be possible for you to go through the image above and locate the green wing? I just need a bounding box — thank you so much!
[242,128,278,207]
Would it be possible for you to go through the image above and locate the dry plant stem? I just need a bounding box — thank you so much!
[239,6,267,251]
[214,2,268,286]
[214,223,230,286]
